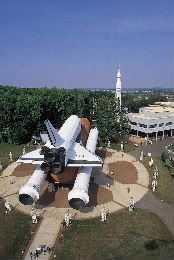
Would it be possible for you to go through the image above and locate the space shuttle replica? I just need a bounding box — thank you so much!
[17,115,102,211]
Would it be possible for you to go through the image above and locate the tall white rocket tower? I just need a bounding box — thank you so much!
[115,65,122,110]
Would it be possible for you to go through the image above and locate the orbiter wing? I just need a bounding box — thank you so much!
[17,148,44,164]
[67,142,102,167]
[17,141,53,164]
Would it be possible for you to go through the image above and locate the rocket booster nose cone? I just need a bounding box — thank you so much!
[69,198,85,211]
[19,194,34,205]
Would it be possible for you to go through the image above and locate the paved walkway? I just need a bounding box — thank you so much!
[135,191,174,237]
[23,217,61,260]
[130,136,174,159]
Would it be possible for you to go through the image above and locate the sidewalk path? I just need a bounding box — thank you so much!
[24,217,62,260]
[135,191,174,237]
[130,136,174,159]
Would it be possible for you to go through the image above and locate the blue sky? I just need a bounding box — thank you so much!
[0,0,173,89]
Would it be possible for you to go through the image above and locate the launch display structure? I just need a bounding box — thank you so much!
[18,115,102,211]
[115,65,122,111]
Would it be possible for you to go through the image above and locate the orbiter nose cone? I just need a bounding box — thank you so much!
[19,194,34,205]
[69,198,85,211]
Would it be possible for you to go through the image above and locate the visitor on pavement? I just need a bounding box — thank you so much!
[5,199,11,213]
[152,179,157,192]
[100,207,107,223]
[129,197,135,212]
[64,209,72,226]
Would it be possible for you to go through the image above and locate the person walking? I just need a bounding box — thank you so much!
[129,197,135,212]
[101,207,107,223]
[5,200,11,213]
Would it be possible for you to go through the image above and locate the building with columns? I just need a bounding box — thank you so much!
[128,102,174,141]
[115,65,122,110]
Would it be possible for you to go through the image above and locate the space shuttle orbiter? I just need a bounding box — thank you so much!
[17,115,102,210]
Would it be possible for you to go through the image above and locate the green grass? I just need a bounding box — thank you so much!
[0,202,36,260]
[167,144,174,153]
[0,143,37,170]
[110,141,135,153]
[53,209,174,260]
[142,156,174,206]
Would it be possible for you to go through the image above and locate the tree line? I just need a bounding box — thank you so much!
[0,85,166,144]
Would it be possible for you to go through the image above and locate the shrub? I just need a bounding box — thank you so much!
[164,159,172,169]
[171,170,174,178]
[161,152,167,163]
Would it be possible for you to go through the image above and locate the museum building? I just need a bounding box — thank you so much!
[128,102,174,140]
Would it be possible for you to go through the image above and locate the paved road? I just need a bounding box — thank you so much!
[130,137,174,159]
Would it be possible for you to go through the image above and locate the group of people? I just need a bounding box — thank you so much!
[152,166,158,192]
[30,245,53,259]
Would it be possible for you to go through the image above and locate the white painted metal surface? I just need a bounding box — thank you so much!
[68,128,99,205]
[19,165,47,203]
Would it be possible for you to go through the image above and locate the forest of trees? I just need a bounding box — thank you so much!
[0,85,166,144]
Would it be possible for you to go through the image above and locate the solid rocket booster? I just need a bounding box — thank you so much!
[68,128,99,210]
[19,166,46,205]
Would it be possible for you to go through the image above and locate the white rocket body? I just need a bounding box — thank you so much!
[19,166,46,205]
[50,115,81,165]
[68,128,98,210]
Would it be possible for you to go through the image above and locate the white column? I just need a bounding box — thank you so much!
[171,129,173,137]
[162,131,164,140]
[156,132,158,142]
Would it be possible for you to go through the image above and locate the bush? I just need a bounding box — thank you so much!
[164,159,172,169]
[161,152,167,163]
[171,170,174,178]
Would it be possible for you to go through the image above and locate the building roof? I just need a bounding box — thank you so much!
[128,102,174,121]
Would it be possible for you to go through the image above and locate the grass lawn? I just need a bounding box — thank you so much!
[53,209,174,260]
[0,144,37,170]
[167,144,174,153]
[110,141,135,153]
[142,156,174,206]
[0,202,36,260]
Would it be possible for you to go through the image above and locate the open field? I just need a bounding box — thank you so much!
[0,202,36,260]
[0,144,37,170]
[54,209,174,260]
[142,156,174,206]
